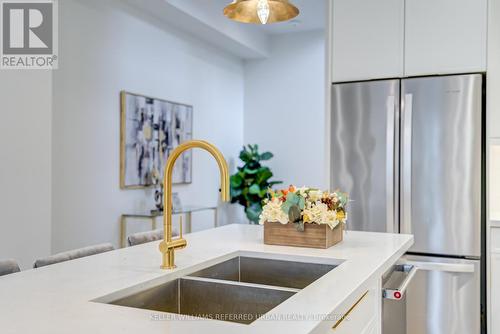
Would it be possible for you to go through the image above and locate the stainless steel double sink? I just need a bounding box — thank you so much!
[99,255,337,325]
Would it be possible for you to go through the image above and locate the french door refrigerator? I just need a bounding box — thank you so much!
[331,74,484,334]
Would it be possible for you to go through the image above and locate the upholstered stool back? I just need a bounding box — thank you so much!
[127,229,172,247]
[0,260,20,277]
[33,243,114,268]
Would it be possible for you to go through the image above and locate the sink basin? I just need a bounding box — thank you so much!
[189,256,337,289]
[99,254,338,325]
[108,277,297,324]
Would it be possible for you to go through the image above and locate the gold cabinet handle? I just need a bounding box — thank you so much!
[332,291,369,330]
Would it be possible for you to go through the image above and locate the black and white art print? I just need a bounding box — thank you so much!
[120,91,193,188]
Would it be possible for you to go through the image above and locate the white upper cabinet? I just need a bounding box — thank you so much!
[404,0,487,76]
[330,0,488,82]
[331,0,404,82]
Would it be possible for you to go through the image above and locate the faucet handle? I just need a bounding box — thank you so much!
[178,215,183,239]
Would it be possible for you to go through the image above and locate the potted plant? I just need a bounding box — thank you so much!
[230,145,282,223]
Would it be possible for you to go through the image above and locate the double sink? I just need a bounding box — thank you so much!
[100,255,338,325]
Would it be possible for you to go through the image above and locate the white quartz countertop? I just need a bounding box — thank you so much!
[0,224,413,334]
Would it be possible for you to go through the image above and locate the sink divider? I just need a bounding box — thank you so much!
[182,275,301,294]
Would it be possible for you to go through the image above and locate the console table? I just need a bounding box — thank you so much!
[120,205,218,248]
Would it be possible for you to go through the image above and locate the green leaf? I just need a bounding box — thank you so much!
[245,202,262,224]
[338,192,349,206]
[268,181,283,187]
[239,148,252,163]
[260,152,273,161]
[256,168,272,184]
[298,196,305,210]
[288,205,301,223]
[281,201,292,214]
[247,160,261,170]
[249,184,260,195]
[230,187,242,197]
[294,221,305,232]
[230,174,243,188]
[281,192,305,214]
[286,192,299,205]
[244,167,259,175]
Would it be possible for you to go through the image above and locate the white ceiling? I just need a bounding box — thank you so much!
[125,0,326,59]
[215,0,327,35]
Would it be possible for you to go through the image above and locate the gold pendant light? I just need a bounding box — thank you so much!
[224,0,300,25]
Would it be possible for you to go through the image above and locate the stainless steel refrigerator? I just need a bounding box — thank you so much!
[331,74,484,334]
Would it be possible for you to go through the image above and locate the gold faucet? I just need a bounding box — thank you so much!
[159,140,230,269]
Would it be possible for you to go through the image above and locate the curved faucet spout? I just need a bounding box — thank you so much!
[159,140,230,269]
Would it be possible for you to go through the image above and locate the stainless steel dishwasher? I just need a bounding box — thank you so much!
[382,257,481,334]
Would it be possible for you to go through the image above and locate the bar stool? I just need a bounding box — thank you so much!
[0,259,20,277]
[127,229,168,247]
[33,243,114,268]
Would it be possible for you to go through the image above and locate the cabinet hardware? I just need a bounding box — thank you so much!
[332,290,369,330]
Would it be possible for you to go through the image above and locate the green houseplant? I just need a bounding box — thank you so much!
[230,145,282,223]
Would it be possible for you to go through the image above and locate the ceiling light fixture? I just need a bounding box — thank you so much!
[257,0,270,24]
[224,0,300,25]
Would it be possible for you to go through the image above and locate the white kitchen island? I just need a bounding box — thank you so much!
[0,224,413,334]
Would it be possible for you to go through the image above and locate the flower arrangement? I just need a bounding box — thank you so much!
[259,185,349,232]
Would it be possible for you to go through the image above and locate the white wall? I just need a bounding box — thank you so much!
[489,0,500,220]
[244,30,326,189]
[487,0,500,331]
[0,71,52,269]
[52,0,245,252]
[489,0,500,140]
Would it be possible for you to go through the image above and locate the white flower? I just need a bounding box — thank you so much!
[302,202,326,223]
[259,198,288,225]
[296,186,309,198]
[302,202,340,229]
[308,190,323,202]
[323,210,340,229]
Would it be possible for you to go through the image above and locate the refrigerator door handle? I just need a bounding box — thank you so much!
[386,95,396,233]
[398,259,476,273]
[401,93,413,234]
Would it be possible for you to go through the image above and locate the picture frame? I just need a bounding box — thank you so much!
[120,91,193,189]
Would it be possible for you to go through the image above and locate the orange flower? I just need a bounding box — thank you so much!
[281,189,288,200]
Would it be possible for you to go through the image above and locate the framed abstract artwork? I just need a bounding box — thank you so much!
[120,91,193,189]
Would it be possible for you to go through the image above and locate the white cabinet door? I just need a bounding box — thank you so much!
[492,252,500,334]
[331,0,404,82]
[312,279,381,334]
[405,0,487,76]
[491,228,500,334]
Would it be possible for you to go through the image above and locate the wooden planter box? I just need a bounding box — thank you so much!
[263,221,344,249]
